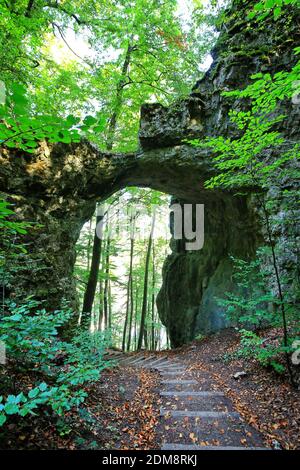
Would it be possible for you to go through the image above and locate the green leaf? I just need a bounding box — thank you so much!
[273,6,282,18]
[83,116,97,127]
[66,115,80,126]
[8,313,22,321]
[28,388,40,399]
[4,403,19,415]
[24,141,38,148]
[0,414,6,426]
[38,382,48,392]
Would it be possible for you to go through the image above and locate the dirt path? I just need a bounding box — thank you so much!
[120,354,269,450]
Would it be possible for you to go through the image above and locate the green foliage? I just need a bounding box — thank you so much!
[0,0,218,153]
[0,198,32,300]
[249,0,300,21]
[0,199,29,235]
[218,253,279,328]
[0,299,111,426]
[237,329,286,373]
[218,252,298,374]
[0,198,37,311]
[0,82,105,152]
[195,333,205,342]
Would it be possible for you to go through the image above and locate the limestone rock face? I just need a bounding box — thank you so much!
[157,196,261,347]
[139,97,204,149]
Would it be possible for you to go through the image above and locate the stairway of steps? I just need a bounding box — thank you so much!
[118,353,270,451]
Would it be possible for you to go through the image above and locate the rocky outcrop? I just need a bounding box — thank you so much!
[153,0,300,346]
[0,0,299,344]
[157,196,261,347]
[139,96,205,149]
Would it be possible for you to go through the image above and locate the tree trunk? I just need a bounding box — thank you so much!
[103,237,110,329]
[98,278,104,331]
[106,43,132,151]
[137,212,156,350]
[127,269,135,351]
[127,280,134,351]
[151,243,156,350]
[122,236,134,351]
[108,279,112,329]
[81,212,103,325]
[134,282,139,351]
[86,218,93,270]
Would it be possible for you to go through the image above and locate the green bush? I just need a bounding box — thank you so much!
[218,252,279,328]
[238,329,286,374]
[218,251,299,375]
[0,299,111,426]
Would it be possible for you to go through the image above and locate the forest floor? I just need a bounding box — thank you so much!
[1,328,299,450]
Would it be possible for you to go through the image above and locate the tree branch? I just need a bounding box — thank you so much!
[52,22,92,66]
[25,0,35,17]
[45,2,111,26]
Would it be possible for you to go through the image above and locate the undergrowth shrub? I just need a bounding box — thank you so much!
[218,251,299,375]
[0,299,111,426]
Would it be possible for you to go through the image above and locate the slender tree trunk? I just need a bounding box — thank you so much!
[97,278,103,330]
[81,212,103,325]
[166,331,170,349]
[122,288,130,351]
[108,279,112,329]
[103,237,110,329]
[258,194,295,386]
[86,218,93,270]
[106,43,133,151]
[127,271,134,351]
[145,295,151,349]
[122,236,134,351]
[134,283,139,351]
[151,243,156,350]
[137,213,156,350]
[157,330,161,351]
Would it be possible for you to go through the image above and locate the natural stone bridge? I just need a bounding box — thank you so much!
[1,1,299,346]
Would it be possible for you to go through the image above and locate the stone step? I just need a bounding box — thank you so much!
[160,391,225,397]
[156,362,182,369]
[160,395,232,412]
[144,357,170,368]
[119,354,143,364]
[134,355,157,366]
[104,352,124,359]
[161,443,268,451]
[162,380,198,385]
[104,355,124,361]
[159,415,265,447]
[126,355,149,365]
[160,371,188,376]
[162,383,208,393]
[160,409,240,419]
